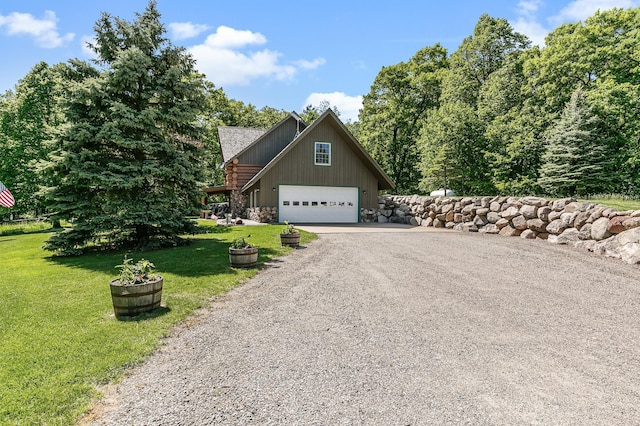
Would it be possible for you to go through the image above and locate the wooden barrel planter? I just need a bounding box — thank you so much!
[280,233,300,247]
[110,276,163,317]
[229,247,259,267]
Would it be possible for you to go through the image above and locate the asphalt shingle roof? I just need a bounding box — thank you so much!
[218,127,267,163]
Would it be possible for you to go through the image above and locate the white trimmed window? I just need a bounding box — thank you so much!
[314,142,331,166]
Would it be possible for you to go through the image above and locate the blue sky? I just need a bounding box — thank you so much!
[1,0,638,122]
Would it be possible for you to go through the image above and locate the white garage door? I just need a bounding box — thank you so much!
[279,185,359,223]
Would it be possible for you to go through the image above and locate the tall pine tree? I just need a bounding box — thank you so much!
[43,1,206,254]
[538,87,612,197]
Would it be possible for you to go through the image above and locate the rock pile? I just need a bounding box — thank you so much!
[362,195,640,265]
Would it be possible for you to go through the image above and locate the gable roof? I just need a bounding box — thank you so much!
[218,112,306,165]
[242,109,395,191]
[218,127,267,163]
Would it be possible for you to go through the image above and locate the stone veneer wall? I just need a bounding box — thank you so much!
[362,195,640,265]
[247,207,278,223]
[230,190,247,218]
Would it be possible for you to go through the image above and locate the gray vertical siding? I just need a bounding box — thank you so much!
[237,117,300,166]
[253,120,380,209]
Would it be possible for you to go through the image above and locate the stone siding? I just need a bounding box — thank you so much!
[230,190,247,218]
[367,195,640,265]
[247,207,278,223]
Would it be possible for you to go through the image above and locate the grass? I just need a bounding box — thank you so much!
[579,195,640,212]
[0,220,53,236]
[0,221,315,425]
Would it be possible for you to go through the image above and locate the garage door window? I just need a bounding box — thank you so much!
[314,142,331,166]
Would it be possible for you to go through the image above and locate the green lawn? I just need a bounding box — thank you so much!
[0,222,315,425]
[579,197,640,212]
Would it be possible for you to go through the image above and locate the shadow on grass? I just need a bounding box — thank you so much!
[113,306,172,321]
[46,230,284,280]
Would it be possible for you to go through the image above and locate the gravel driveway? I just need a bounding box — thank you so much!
[86,228,640,425]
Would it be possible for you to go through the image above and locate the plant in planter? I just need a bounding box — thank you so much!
[229,235,259,267]
[280,221,300,247]
[110,256,163,318]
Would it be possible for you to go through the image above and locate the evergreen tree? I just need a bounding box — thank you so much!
[538,88,612,197]
[43,1,206,254]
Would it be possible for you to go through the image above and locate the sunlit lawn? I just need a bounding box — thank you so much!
[579,197,640,212]
[0,221,315,425]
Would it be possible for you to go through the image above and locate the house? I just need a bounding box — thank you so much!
[205,109,394,223]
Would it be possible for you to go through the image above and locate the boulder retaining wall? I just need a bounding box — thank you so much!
[362,195,640,265]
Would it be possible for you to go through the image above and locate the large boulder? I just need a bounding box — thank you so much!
[527,218,547,233]
[537,206,551,221]
[499,225,520,237]
[573,211,590,229]
[553,228,580,245]
[479,224,500,234]
[495,218,510,229]
[593,235,620,259]
[520,229,537,239]
[462,222,478,232]
[501,206,520,219]
[519,196,547,207]
[616,228,640,264]
[519,204,538,219]
[546,219,568,235]
[608,216,631,234]
[487,211,501,224]
[578,223,592,240]
[623,217,640,230]
[441,203,454,214]
[473,215,488,227]
[552,197,576,211]
[616,227,640,246]
[511,215,528,230]
[591,217,611,241]
[620,244,640,265]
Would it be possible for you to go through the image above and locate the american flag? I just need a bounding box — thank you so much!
[0,181,15,208]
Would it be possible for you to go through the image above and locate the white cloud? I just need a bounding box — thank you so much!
[511,0,639,47]
[80,34,96,57]
[0,10,74,48]
[294,58,326,70]
[202,25,266,48]
[552,0,639,23]
[518,0,543,16]
[168,22,210,40]
[512,17,550,47]
[188,25,325,86]
[303,92,363,123]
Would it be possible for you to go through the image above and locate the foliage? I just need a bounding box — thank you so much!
[0,62,67,218]
[281,221,298,234]
[538,87,613,197]
[42,2,206,255]
[419,102,494,195]
[230,235,253,249]
[359,44,448,194]
[114,256,158,285]
[0,224,316,425]
[299,100,341,124]
[362,8,640,197]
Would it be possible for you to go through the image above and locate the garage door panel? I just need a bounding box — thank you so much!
[279,185,358,223]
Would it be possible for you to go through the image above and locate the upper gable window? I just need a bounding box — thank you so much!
[314,142,331,166]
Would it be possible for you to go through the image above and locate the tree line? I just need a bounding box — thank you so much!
[0,2,637,253]
[358,9,640,197]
